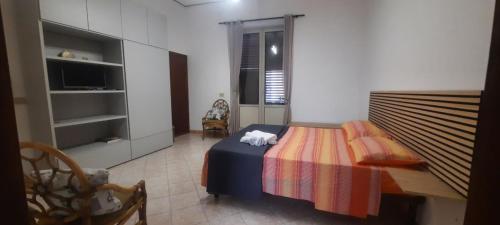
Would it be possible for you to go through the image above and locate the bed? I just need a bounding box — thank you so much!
[201,90,481,221]
[203,124,289,199]
[201,125,404,218]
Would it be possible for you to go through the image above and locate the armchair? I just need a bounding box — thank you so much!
[20,142,147,225]
[202,99,230,140]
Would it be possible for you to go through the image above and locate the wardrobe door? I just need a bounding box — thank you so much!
[39,0,88,30]
[147,10,168,49]
[124,41,173,158]
[121,0,148,44]
[87,0,123,37]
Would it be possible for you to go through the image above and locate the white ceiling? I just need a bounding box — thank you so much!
[175,0,225,7]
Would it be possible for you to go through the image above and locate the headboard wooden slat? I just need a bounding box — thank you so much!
[369,113,473,163]
[371,97,479,119]
[369,91,481,197]
[370,107,476,146]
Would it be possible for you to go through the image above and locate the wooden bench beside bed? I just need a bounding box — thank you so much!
[201,90,480,224]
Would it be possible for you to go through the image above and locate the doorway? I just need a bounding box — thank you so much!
[169,51,190,137]
[239,28,286,129]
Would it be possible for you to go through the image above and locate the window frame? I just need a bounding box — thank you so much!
[239,26,284,107]
[239,26,285,125]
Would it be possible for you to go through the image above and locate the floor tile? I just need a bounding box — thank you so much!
[207,213,246,225]
[171,205,207,225]
[148,212,173,225]
[169,180,196,196]
[170,191,201,210]
[147,196,171,216]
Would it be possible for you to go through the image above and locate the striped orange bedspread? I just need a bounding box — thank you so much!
[263,126,382,218]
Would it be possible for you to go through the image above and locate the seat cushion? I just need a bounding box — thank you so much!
[68,191,137,225]
[35,168,123,216]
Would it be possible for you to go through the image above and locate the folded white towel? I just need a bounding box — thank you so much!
[240,135,266,146]
[240,130,278,146]
[247,130,278,145]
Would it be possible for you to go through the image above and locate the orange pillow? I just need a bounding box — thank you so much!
[342,120,390,142]
[350,136,425,167]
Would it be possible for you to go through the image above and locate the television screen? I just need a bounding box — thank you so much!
[62,64,106,89]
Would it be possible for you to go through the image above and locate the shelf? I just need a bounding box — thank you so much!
[63,139,127,152]
[46,56,123,67]
[51,90,125,94]
[54,115,127,128]
[61,140,131,169]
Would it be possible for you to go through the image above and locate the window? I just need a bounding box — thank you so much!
[265,31,284,105]
[239,33,259,104]
[239,30,284,105]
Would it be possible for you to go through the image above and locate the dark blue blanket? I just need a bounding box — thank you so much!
[206,124,289,199]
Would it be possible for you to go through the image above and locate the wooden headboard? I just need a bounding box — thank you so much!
[368,91,482,197]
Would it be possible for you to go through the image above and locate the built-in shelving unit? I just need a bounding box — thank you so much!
[17,1,173,169]
[40,21,132,168]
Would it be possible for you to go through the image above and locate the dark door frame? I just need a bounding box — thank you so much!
[169,51,190,136]
[0,5,29,225]
[464,2,500,225]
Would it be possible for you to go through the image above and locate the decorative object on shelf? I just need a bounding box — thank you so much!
[81,56,89,60]
[202,99,230,140]
[57,49,75,58]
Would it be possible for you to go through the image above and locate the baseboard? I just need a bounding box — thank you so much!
[190,130,203,134]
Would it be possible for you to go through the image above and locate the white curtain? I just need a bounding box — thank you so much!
[283,15,294,125]
[227,21,244,134]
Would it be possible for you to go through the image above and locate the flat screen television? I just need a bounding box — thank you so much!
[62,64,107,90]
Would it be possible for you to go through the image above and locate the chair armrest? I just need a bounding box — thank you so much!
[96,180,147,207]
[96,180,145,194]
[96,184,137,194]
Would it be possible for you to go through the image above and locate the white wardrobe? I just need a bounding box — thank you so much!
[19,0,174,168]
[124,41,173,158]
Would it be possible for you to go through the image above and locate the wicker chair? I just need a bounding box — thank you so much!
[202,99,230,140]
[20,142,147,225]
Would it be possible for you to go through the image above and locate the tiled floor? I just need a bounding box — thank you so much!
[110,134,405,225]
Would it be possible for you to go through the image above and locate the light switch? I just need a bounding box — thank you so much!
[219,93,225,98]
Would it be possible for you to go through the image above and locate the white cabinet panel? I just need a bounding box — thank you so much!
[121,0,148,44]
[131,130,173,158]
[39,0,88,30]
[124,41,172,140]
[87,0,123,37]
[147,10,168,49]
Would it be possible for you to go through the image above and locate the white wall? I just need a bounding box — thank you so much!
[359,1,495,225]
[360,0,495,118]
[185,0,369,130]
[1,0,33,141]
